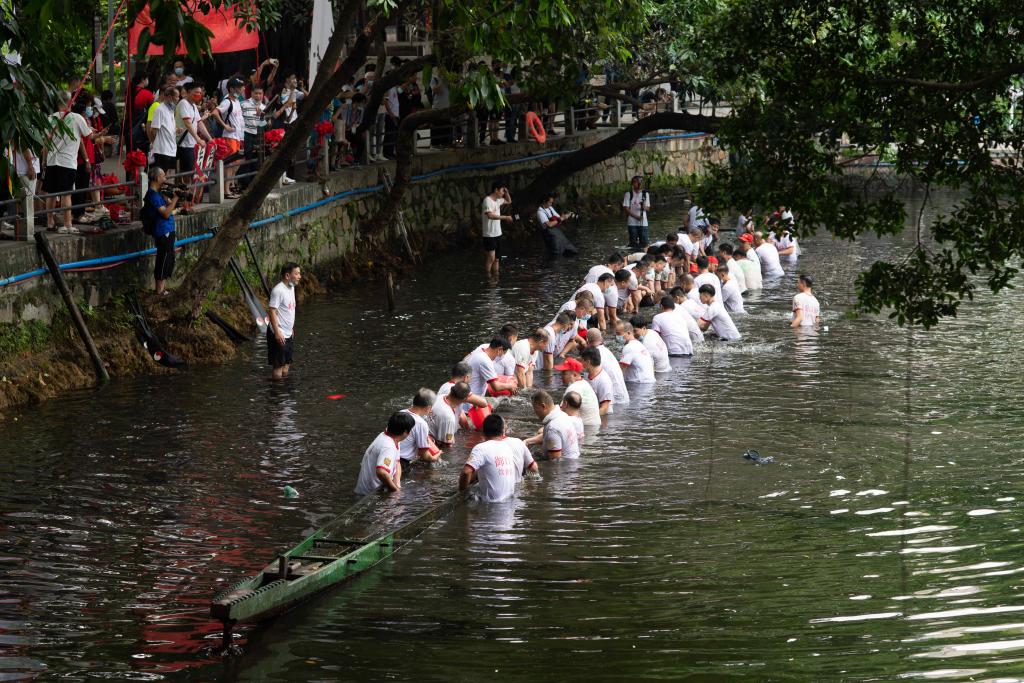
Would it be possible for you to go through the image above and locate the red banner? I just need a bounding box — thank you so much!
[128,5,258,56]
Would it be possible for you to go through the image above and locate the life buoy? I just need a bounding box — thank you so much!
[467,404,492,430]
[486,375,519,397]
[525,112,547,144]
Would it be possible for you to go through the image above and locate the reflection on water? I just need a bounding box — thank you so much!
[1,187,1023,681]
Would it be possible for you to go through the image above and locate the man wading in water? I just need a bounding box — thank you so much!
[268,262,301,380]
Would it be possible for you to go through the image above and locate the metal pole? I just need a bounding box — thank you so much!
[34,233,110,384]
[566,105,576,136]
[612,100,621,128]
[212,160,225,203]
[107,0,115,93]
[468,113,480,149]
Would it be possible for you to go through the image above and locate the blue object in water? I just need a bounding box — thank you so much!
[283,485,299,498]
[743,450,775,465]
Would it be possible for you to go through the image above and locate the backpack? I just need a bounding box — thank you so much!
[141,192,159,236]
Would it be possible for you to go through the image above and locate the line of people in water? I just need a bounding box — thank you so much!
[355,207,822,503]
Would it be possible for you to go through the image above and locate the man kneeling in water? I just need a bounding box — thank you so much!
[460,414,538,502]
[354,412,415,496]
[524,390,581,459]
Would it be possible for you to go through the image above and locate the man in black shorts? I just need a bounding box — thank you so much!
[41,93,92,234]
[268,262,301,380]
[481,181,512,278]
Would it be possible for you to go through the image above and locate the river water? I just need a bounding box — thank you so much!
[2,189,1023,682]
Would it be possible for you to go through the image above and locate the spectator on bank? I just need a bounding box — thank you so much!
[384,71,401,159]
[169,59,193,88]
[70,92,111,224]
[148,86,180,173]
[142,167,179,295]
[430,70,450,147]
[271,73,307,128]
[212,78,246,198]
[345,93,367,164]
[247,58,279,97]
[177,83,211,181]
[41,93,91,234]
[240,85,268,185]
[330,86,353,169]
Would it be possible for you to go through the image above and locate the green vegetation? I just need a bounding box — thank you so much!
[0,320,52,357]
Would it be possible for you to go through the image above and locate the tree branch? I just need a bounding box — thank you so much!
[874,63,1024,93]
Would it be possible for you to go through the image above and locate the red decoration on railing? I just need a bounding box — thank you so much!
[124,150,147,181]
[211,137,232,160]
[264,128,285,148]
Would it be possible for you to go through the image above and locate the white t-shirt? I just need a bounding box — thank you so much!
[467,348,498,397]
[482,195,506,238]
[680,235,701,259]
[537,206,559,226]
[45,112,91,170]
[277,88,305,124]
[738,258,762,289]
[694,272,721,299]
[512,339,536,370]
[622,189,650,227]
[268,282,296,338]
[745,245,760,267]
[726,258,747,293]
[576,282,606,309]
[793,292,821,326]
[469,343,514,377]
[429,395,460,445]
[688,204,707,229]
[619,339,655,383]
[217,97,245,141]
[640,330,672,372]
[603,284,619,310]
[720,279,745,313]
[586,368,615,413]
[13,149,40,176]
[566,379,601,427]
[176,99,202,149]
[543,324,560,356]
[681,297,705,320]
[756,242,785,277]
[354,432,401,495]
[700,300,742,341]
[397,409,431,463]
[149,102,178,157]
[585,265,613,284]
[437,380,455,400]
[385,86,400,117]
[597,344,630,405]
[651,310,694,355]
[465,439,523,502]
[680,307,706,346]
[542,407,581,459]
[614,284,630,310]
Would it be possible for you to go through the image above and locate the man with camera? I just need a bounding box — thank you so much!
[142,167,183,295]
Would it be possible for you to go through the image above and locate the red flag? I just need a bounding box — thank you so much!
[128,4,258,56]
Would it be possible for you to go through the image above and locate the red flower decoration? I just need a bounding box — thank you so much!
[123,150,147,181]
[315,120,333,136]
[211,137,231,160]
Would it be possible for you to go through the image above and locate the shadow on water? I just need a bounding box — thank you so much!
[2,187,1024,681]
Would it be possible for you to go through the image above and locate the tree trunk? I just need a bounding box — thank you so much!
[354,54,437,139]
[514,111,725,211]
[168,1,376,320]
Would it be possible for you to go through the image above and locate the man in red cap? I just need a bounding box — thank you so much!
[553,357,601,427]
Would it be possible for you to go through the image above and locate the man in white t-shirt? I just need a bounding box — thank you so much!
[697,284,742,341]
[512,328,549,389]
[560,392,586,442]
[555,358,602,427]
[41,94,92,233]
[754,231,785,278]
[669,287,708,345]
[468,338,518,397]
[398,388,439,470]
[585,253,625,284]
[460,414,537,502]
[212,78,247,197]
[437,362,490,415]
[482,181,512,278]
[628,316,672,373]
[734,244,762,290]
[148,86,180,173]
[622,175,651,250]
[176,83,212,182]
[525,391,581,459]
[650,297,695,356]
[718,243,747,294]
[430,381,470,447]
[268,262,301,380]
[586,329,630,405]
[354,412,414,496]
[692,255,721,299]
[580,348,615,416]
[791,274,822,328]
[687,202,708,232]
[617,323,656,383]
[716,267,745,313]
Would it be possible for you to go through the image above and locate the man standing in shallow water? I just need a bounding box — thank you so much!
[268,262,301,380]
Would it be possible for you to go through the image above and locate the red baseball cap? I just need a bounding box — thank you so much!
[707,256,719,265]
[739,233,754,243]
[689,263,699,274]
[553,358,584,372]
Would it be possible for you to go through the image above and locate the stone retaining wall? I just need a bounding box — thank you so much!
[0,130,725,325]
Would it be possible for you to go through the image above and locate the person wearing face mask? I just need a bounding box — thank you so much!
[212,78,247,198]
[148,86,181,173]
[176,83,212,183]
[616,322,656,383]
[273,73,307,127]
[170,60,193,87]
[268,262,302,380]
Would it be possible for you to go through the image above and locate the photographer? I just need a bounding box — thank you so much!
[142,167,182,295]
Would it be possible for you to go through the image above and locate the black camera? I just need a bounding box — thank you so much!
[161,185,190,201]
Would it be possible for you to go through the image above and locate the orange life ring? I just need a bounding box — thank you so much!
[525,111,547,144]
[467,404,492,430]
[486,375,519,397]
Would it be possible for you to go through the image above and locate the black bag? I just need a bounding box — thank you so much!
[140,194,158,236]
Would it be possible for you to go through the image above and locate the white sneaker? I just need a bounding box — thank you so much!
[94,205,110,216]
[281,175,296,185]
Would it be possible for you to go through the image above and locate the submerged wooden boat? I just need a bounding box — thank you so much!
[211,488,468,645]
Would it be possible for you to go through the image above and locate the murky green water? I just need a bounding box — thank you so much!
[1,188,1023,682]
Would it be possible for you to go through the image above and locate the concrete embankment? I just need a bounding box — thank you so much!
[0,129,724,411]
